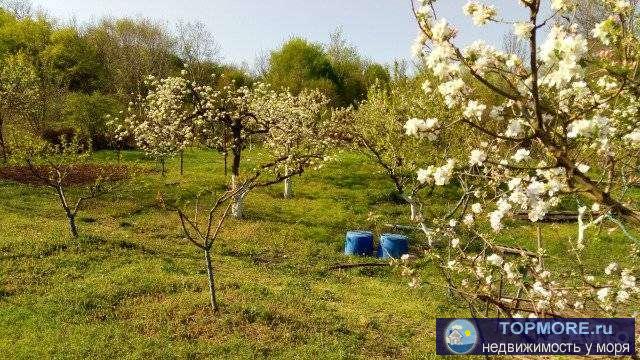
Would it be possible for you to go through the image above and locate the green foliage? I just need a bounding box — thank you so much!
[266,38,338,98]
[363,63,391,89]
[0,50,38,161]
[266,36,390,107]
[44,28,106,93]
[352,73,461,195]
[211,64,254,89]
[84,17,182,99]
[326,28,390,107]
[0,149,447,358]
[14,131,90,165]
[60,92,122,149]
[0,149,635,358]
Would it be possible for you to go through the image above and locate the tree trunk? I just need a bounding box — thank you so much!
[0,116,7,163]
[179,150,184,176]
[54,185,78,238]
[223,150,228,176]
[204,249,219,313]
[410,202,418,221]
[543,142,640,227]
[231,174,244,219]
[559,156,640,226]
[160,157,166,177]
[230,121,243,218]
[283,165,292,198]
[404,195,419,222]
[67,213,78,238]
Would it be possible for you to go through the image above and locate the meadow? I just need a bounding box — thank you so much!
[1,149,635,359]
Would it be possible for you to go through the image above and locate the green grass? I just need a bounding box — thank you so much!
[0,149,637,359]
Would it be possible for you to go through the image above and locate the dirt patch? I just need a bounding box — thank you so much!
[0,164,141,186]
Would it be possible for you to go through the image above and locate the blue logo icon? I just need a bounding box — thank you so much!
[445,319,478,354]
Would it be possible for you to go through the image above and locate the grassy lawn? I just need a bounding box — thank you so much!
[0,149,637,359]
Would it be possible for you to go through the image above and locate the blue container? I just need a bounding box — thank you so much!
[377,233,409,259]
[344,231,374,256]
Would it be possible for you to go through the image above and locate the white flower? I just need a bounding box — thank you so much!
[430,18,455,42]
[574,301,584,310]
[597,287,610,302]
[411,33,427,58]
[592,19,614,45]
[463,1,497,26]
[405,118,440,139]
[507,177,522,190]
[621,269,636,289]
[605,262,618,275]
[614,0,632,13]
[567,119,595,138]
[540,26,588,87]
[503,262,519,280]
[506,54,520,69]
[463,100,486,119]
[616,290,630,303]
[463,214,475,226]
[504,118,525,138]
[489,211,503,231]
[591,203,601,212]
[451,238,460,248]
[469,149,487,166]
[437,78,465,107]
[623,130,640,144]
[404,118,423,137]
[512,148,530,162]
[486,253,504,266]
[496,198,511,213]
[513,22,534,39]
[417,168,432,184]
[449,219,458,227]
[533,281,551,298]
[471,203,483,214]
[433,159,456,186]
[576,163,590,173]
[551,0,574,11]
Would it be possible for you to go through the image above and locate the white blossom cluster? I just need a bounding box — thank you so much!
[402,0,640,318]
[404,117,440,140]
[111,70,337,184]
[110,75,196,160]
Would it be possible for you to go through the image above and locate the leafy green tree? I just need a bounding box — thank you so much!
[0,51,38,162]
[61,92,121,149]
[266,38,339,102]
[0,10,106,134]
[363,63,391,89]
[84,17,180,100]
[266,33,390,107]
[45,28,107,93]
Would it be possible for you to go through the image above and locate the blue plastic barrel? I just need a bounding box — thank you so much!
[344,231,374,256]
[377,233,409,259]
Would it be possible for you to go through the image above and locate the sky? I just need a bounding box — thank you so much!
[30,0,527,68]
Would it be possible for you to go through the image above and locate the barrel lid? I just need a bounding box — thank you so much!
[347,230,373,235]
[381,233,408,240]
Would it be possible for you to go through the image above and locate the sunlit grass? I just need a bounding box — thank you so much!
[0,149,635,359]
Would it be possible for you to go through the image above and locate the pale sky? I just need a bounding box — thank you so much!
[30,0,527,68]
